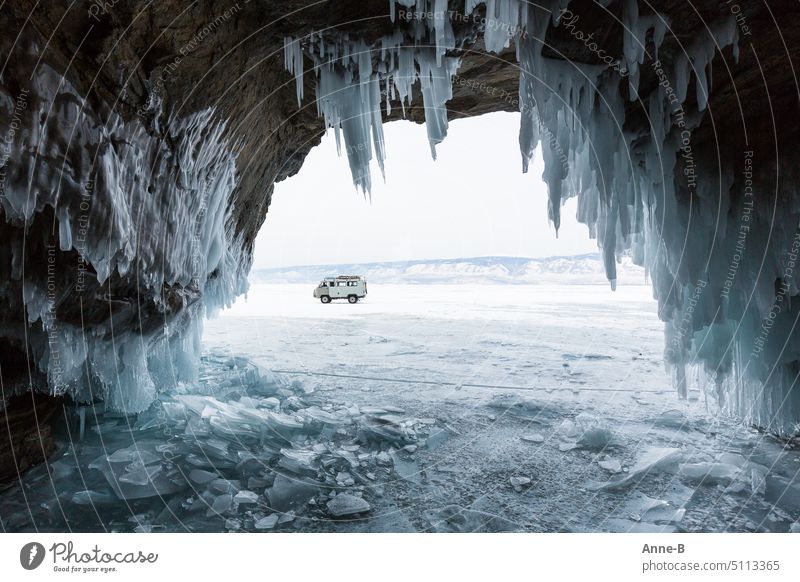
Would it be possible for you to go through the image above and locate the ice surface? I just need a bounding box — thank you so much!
[0,350,462,530]
[509,476,531,492]
[209,493,235,517]
[195,285,800,533]
[4,301,800,533]
[751,466,768,496]
[426,505,521,533]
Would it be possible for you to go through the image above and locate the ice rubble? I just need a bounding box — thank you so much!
[285,0,800,435]
[0,46,248,413]
[2,351,799,532]
[0,354,458,531]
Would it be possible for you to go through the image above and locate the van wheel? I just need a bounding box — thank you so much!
[348,295,358,304]
[320,296,331,304]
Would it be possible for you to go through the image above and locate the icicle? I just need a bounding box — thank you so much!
[464,0,482,15]
[433,0,449,65]
[284,37,305,106]
[417,51,459,158]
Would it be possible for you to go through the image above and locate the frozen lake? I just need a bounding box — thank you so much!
[208,283,665,393]
[2,283,798,533]
[202,284,800,533]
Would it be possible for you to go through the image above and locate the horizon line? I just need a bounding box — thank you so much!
[252,252,612,271]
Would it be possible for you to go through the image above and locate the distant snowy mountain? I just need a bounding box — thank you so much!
[250,254,647,285]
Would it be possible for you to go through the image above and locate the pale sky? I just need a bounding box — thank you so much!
[252,112,598,269]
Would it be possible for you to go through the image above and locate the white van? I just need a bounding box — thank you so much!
[313,275,368,304]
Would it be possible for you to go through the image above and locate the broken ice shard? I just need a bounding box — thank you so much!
[266,474,320,512]
[589,447,681,491]
[326,493,371,517]
[90,443,188,500]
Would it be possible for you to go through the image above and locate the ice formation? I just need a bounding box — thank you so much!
[286,12,462,191]
[0,41,248,413]
[285,0,799,434]
[0,0,796,439]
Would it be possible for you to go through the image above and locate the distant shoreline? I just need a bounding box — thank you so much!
[250,253,647,286]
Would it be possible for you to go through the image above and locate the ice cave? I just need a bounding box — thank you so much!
[1,0,799,533]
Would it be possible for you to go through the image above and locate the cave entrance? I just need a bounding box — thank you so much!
[208,111,661,396]
[198,111,696,528]
[195,110,776,533]
[252,112,597,271]
[4,110,795,535]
